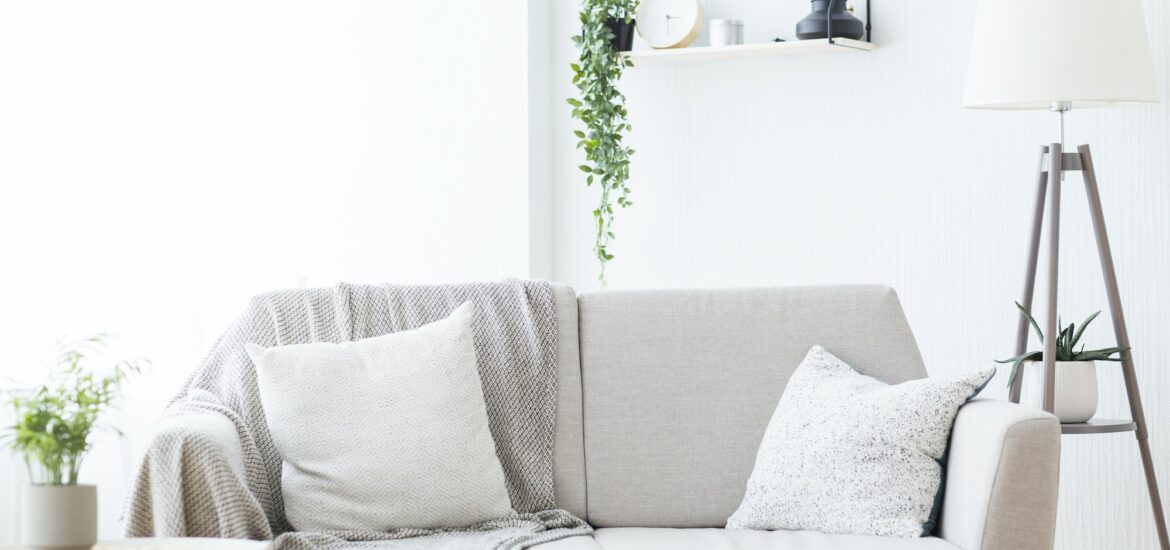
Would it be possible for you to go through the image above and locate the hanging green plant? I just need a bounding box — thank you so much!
[569,0,638,284]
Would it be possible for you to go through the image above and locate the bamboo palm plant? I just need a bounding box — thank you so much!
[3,335,143,485]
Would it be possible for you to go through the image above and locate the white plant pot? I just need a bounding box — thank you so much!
[22,484,97,550]
[1021,360,1098,423]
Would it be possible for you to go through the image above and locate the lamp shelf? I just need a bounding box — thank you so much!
[621,38,876,64]
[1061,418,1137,435]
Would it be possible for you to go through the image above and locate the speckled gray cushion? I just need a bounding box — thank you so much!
[727,346,994,538]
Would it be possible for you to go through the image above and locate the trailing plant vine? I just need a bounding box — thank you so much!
[570,0,638,284]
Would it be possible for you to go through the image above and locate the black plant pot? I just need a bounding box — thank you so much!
[795,0,864,40]
[606,18,636,52]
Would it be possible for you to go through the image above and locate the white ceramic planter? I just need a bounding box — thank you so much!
[1021,360,1099,423]
[22,484,97,550]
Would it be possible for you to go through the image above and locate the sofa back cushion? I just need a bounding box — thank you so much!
[576,285,927,528]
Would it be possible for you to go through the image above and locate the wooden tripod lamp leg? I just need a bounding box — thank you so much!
[1041,143,1063,414]
[1079,144,1170,549]
[1011,146,1051,404]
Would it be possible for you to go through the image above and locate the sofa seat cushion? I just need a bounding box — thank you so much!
[590,528,962,550]
[530,535,606,549]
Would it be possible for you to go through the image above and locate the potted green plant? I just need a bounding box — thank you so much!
[569,0,639,284]
[997,303,1126,423]
[3,335,141,549]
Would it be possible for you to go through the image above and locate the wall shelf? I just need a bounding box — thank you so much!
[622,38,876,64]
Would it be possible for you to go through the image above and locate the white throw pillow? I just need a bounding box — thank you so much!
[245,301,514,531]
[727,346,994,538]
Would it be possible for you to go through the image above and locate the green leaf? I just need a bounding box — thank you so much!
[1007,361,1020,388]
[996,351,1041,364]
[1004,351,1042,387]
[1072,346,1128,361]
[1057,323,1072,357]
[578,165,593,173]
[566,98,583,107]
[1070,311,1100,350]
[1016,302,1044,343]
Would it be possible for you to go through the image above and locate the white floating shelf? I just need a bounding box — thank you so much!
[622,38,876,64]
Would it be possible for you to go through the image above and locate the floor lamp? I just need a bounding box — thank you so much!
[964,0,1167,547]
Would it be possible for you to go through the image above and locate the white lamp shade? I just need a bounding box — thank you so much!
[964,0,1159,110]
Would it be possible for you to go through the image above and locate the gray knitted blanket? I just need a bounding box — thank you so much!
[124,280,591,549]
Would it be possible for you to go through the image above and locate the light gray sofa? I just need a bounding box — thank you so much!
[535,284,1061,550]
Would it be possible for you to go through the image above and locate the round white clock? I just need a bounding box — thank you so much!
[636,0,704,49]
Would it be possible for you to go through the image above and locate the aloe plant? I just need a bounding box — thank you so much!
[997,302,1127,388]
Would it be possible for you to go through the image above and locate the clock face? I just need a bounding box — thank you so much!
[636,0,704,49]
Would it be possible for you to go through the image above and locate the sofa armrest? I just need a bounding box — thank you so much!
[937,398,1060,550]
[124,406,273,538]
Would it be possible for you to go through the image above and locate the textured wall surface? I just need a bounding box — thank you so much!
[549,1,1169,548]
[0,1,535,539]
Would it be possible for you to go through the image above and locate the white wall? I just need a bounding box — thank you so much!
[550,1,1169,548]
[0,0,542,540]
[2,0,1168,546]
